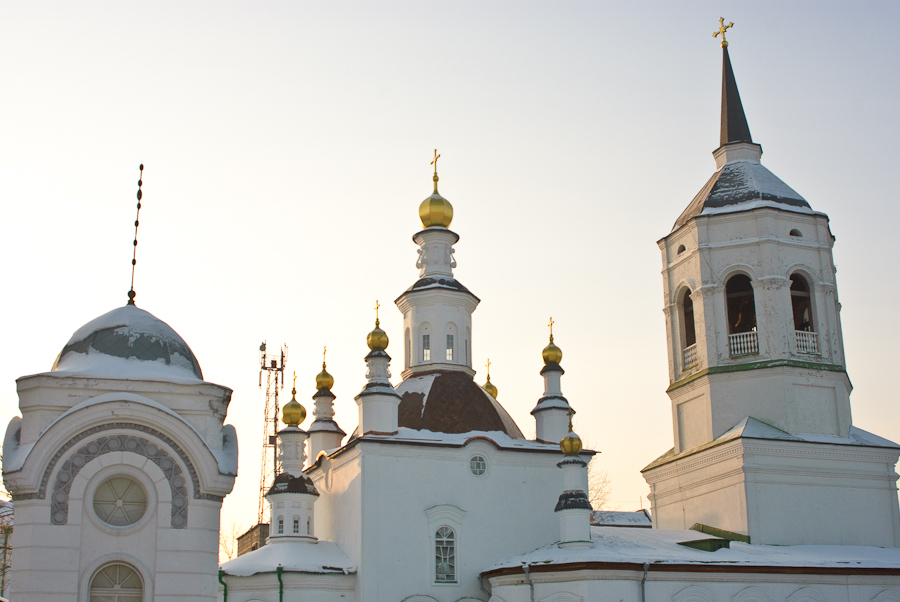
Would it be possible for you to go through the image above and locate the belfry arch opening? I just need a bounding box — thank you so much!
[682,289,696,348]
[725,274,758,356]
[790,274,813,332]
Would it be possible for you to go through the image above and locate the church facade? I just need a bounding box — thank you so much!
[4,26,900,602]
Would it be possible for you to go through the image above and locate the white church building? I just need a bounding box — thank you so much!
[3,29,900,602]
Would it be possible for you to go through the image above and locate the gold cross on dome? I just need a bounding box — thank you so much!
[292,371,297,389]
[548,317,555,336]
[714,17,733,48]
[485,358,491,375]
[374,300,380,320]
[430,149,440,175]
[323,346,327,365]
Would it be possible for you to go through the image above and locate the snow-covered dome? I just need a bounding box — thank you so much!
[50,305,204,382]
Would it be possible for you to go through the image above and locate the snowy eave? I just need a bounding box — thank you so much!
[642,417,900,472]
[484,527,900,573]
[220,539,356,577]
[2,392,238,476]
[358,427,568,453]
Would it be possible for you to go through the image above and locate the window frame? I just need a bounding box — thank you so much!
[434,526,457,584]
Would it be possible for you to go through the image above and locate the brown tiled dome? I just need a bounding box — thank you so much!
[395,371,523,438]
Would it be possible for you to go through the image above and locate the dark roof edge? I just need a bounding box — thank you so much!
[482,560,900,579]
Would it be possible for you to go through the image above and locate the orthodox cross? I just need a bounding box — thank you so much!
[292,371,297,390]
[714,17,733,48]
[430,149,440,175]
[323,346,327,365]
[127,163,144,306]
[548,316,555,338]
[374,300,380,324]
[485,358,491,376]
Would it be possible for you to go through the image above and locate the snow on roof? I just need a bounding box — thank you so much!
[49,305,204,382]
[220,539,356,577]
[644,417,900,472]
[361,427,566,453]
[486,526,900,572]
[591,510,652,527]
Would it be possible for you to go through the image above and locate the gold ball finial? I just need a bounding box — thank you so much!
[420,149,453,228]
[483,358,498,399]
[282,376,307,427]
[542,317,563,364]
[316,346,334,390]
[367,300,389,351]
[560,409,582,456]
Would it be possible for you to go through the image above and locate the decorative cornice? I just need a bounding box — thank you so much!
[668,359,847,392]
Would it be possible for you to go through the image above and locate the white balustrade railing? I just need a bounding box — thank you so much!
[683,344,698,368]
[795,330,819,354]
[728,331,759,356]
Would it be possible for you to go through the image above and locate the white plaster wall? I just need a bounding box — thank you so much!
[398,289,478,378]
[644,438,900,546]
[489,569,900,602]
[219,571,356,602]
[344,439,566,602]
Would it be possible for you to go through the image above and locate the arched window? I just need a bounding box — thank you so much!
[307,518,311,535]
[726,275,757,334]
[90,562,143,602]
[293,518,300,534]
[405,328,411,369]
[790,274,813,332]
[682,289,696,348]
[422,334,431,361]
[435,526,456,583]
[277,516,284,534]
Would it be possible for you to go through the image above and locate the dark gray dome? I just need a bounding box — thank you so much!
[52,305,203,380]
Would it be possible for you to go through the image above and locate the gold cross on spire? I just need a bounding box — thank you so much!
[486,358,491,375]
[714,17,733,48]
[431,149,440,175]
[374,300,381,326]
[548,316,555,341]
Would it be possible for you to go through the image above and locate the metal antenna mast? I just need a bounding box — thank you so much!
[257,340,287,524]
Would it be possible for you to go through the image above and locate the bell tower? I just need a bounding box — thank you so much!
[642,25,900,547]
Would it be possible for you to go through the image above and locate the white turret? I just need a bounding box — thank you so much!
[556,415,591,549]
[395,158,480,379]
[532,319,573,444]
[307,351,346,463]
[355,308,401,436]
[269,389,319,543]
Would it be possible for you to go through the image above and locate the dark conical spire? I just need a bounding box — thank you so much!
[720,47,753,146]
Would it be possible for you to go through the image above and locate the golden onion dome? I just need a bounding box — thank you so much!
[542,335,563,365]
[281,388,307,427]
[419,191,453,229]
[367,319,389,351]
[316,362,334,390]
[483,375,498,399]
[560,432,583,456]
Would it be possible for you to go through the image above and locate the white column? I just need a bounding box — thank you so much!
[355,351,401,436]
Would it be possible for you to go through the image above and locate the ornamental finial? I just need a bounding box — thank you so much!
[127,163,144,306]
[292,370,297,396]
[714,17,734,48]
[430,149,440,193]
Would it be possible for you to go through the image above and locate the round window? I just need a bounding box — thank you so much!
[93,476,147,527]
[469,455,487,476]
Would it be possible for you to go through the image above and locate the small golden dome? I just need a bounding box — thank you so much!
[542,335,563,365]
[419,191,453,229]
[367,319,389,351]
[282,389,307,427]
[560,432,583,456]
[483,375,498,399]
[316,362,334,390]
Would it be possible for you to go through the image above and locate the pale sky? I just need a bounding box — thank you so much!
[2,2,898,533]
